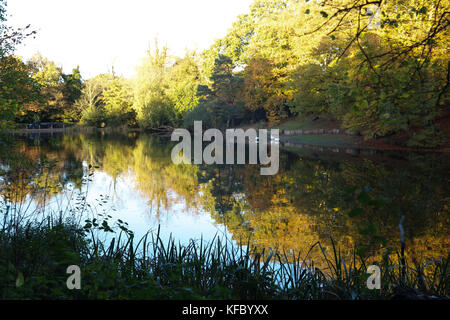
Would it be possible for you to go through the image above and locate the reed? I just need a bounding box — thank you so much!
[0,210,448,299]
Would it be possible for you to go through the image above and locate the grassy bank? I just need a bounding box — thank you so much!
[274,116,343,132]
[271,116,449,151]
[281,135,359,148]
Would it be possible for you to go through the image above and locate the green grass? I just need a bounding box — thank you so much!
[275,119,322,131]
[283,135,358,147]
[273,116,340,131]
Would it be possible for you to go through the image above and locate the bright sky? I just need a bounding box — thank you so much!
[7,0,254,79]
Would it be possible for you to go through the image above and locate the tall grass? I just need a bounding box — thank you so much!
[1,211,448,299]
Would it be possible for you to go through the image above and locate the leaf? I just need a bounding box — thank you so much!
[16,272,24,287]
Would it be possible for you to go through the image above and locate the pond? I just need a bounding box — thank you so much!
[1,131,449,267]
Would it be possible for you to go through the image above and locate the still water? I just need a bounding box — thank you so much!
[1,131,449,265]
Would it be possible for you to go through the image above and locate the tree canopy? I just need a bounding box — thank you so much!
[1,0,448,147]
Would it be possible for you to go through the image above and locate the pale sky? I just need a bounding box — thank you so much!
[7,0,254,79]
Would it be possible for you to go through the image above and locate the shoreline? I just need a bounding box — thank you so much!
[6,126,450,153]
[281,134,450,153]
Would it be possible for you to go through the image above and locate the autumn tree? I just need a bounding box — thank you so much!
[133,41,174,129]
[0,0,38,126]
[184,54,245,129]
[164,51,202,125]
[19,54,84,123]
[0,55,39,123]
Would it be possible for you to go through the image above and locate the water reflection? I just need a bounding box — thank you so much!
[1,132,448,268]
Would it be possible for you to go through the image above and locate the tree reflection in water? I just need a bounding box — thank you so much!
[1,132,448,270]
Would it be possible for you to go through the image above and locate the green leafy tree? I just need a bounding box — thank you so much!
[133,41,174,129]
[0,0,38,127]
[102,76,134,126]
[0,55,39,124]
[19,54,85,123]
[61,66,83,121]
[164,52,202,125]
[184,55,245,129]
[75,74,110,126]
[76,74,134,127]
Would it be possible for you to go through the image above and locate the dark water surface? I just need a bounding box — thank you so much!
[1,132,449,266]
